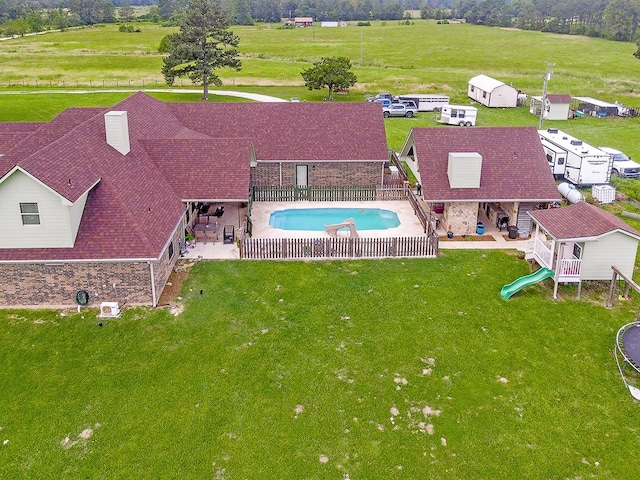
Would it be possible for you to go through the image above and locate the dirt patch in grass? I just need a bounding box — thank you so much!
[157,260,197,306]
[440,235,496,241]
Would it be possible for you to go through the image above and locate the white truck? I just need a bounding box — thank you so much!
[538,128,613,186]
[435,104,477,126]
[396,94,450,112]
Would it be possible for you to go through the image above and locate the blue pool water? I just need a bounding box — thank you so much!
[269,208,400,231]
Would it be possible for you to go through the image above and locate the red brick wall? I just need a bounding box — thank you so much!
[153,216,186,303]
[0,217,186,309]
[0,261,153,308]
[251,162,383,187]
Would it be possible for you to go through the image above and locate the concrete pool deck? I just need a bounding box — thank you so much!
[250,201,425,239]
[181,200,530,260]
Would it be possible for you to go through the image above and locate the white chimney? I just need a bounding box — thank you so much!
[104,111,130,155]
[448,152,482,188]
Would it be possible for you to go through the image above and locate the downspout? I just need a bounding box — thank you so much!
[149,261,157,307]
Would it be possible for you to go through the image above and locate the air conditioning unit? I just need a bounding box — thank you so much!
[99,302,121,318]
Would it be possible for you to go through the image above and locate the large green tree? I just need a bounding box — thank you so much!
[300,56,357,100]
[161,0,241,100]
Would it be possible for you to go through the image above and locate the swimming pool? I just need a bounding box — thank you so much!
[269,208,400,231]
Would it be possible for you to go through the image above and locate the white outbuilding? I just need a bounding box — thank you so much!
[530,94,571,120]
[467,74,519,108]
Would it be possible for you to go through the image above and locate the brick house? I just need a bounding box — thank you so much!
[0,93,388,308]
[399,126,561,236]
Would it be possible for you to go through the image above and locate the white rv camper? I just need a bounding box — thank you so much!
[538,128,613,186]
[435,104,477,126]
[396,94,450,112]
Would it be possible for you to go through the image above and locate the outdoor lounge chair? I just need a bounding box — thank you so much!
[213,206,225,217]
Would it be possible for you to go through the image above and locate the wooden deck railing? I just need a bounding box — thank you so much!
[240,234,438,260]
[407,189,430,234]
[251,185,408,202]
[389,150,409,182]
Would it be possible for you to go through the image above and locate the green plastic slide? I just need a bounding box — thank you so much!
[500,268,555,299]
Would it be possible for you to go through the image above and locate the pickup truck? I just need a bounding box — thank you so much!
[599,147,640,178]
[382,103,418,118]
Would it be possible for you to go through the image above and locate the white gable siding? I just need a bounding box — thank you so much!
[581,232,638,280]
[0,170,77,248]
[447,152,482,188]
[69,189,89,242]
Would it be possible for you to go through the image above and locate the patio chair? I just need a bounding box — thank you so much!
[223,224,235,244]
[213,206,225,218]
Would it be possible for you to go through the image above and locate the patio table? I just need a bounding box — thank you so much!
[193,222,219,241]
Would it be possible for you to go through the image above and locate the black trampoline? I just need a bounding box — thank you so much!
[614,322,640,400]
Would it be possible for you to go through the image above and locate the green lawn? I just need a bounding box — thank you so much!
[1,253,639,478]
[2,22,640,478]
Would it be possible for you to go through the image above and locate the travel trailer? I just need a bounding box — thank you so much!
[538,128,613,186]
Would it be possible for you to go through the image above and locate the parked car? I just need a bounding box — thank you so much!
[374,98,392,108]
[599,146,640,178]
[366,92,393,104]
[396,100,418,110]
[382,103,418,118]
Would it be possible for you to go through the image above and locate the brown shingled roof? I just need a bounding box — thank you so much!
[169,101,389,162]
[528,202,640,240]
[141,138,252,201]
[546,94,571,104]
[410,126,561,202]
[0,92,388,263]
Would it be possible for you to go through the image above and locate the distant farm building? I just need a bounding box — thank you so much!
[295,17,313,27]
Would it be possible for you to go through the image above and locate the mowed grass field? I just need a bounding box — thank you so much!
[2,21,640,478]
[2,21,640,154]
[2,255,640,479]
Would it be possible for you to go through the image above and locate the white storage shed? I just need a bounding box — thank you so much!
[530,94,572,120]
[468,74,518,108]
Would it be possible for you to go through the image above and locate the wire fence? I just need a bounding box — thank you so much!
[0,78,201,89]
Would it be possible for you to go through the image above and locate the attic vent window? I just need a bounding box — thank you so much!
[20,202,40,225]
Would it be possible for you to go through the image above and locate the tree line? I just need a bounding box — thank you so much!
[1,0,639,44]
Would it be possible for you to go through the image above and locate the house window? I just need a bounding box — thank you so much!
[573,243,582,259]
[168,242,174,260]
[20,202,40,225]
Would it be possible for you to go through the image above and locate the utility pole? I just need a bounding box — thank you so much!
[539,60,554,129]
